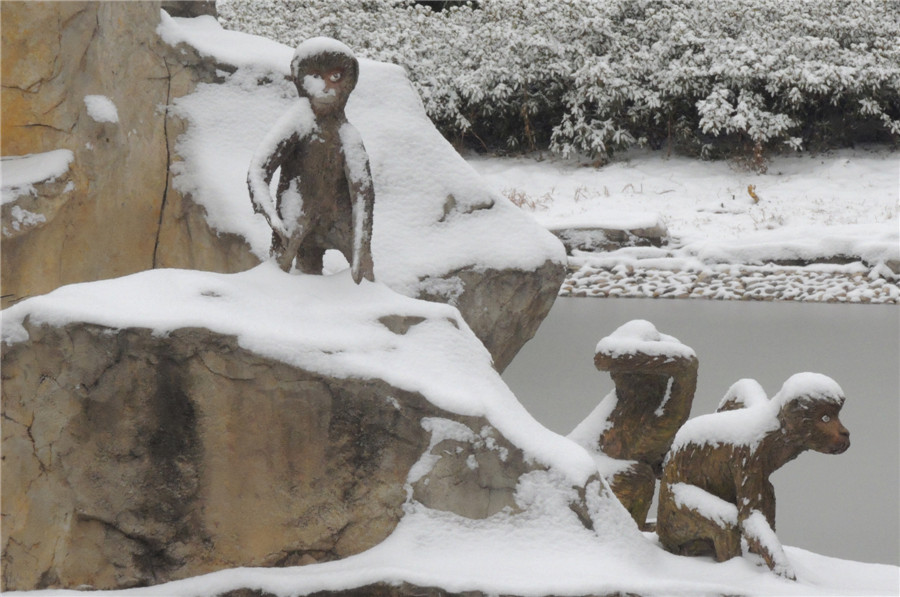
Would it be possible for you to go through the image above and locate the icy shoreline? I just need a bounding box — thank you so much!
[561,261,899,303]
[466,148,899,305]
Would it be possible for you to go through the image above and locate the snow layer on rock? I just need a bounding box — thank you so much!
[594,318,696,360]
[0,264,596,487]
[1,149,74,204]
[18,501,898,597]
[407,417,478,484]
[157,12,290,73]
[84,95,119,123]
[5,206,46,234]
[157,14,564,294]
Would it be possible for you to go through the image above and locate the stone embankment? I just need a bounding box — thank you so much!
[561,262,900,304]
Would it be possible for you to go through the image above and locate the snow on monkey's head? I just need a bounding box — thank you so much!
[291,37,359,117]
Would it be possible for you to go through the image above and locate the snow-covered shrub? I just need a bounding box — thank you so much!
[219,0,591,150]
[552,0,900,164]
[218,0,900,161]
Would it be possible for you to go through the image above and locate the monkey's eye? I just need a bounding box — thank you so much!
[821,415,831,423]
[329,71,342,83]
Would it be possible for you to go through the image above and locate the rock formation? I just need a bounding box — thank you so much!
[1,320,528,590]
[0,1,248,308]
[1,5,564,371]
[1,266,618,591]
[155,16,567,372]
[548,216,669,255]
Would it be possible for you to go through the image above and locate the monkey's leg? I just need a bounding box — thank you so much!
[609,463,656,529]
[658,495,740,561]
[270,230,293,272]
[295,235,326,275]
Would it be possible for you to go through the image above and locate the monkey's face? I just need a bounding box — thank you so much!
[783,400,850,455]
[292,52,358,118]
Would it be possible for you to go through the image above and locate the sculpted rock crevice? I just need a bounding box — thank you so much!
[152,59,175,269]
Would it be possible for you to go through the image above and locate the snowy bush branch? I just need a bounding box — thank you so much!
[219,0,900,161]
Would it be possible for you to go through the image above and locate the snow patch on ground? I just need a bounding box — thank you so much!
[17,501,898,597]
[468,150,900,303]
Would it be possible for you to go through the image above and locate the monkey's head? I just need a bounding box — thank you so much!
[774,373,850,455]
[291,37,359,118]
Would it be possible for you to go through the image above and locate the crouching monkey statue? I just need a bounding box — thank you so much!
[657,373,851,579]
[570,320,697,529]
[247,37,375,283]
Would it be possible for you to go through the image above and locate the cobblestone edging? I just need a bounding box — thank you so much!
[560,263,900,304]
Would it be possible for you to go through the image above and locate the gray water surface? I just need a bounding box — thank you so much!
[502,297,900,566]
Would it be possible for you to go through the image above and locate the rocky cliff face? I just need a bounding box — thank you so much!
[1,10,572,587]
[0,2,255,309]
[1,319,534,590]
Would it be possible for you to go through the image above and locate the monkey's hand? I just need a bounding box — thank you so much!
[352,248,375,284]
[742,511,796,581]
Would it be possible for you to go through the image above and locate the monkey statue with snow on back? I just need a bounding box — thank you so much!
[657,373,850,579]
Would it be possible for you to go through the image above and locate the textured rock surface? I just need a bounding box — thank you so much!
[0,320,537,590]
[418,260,564,372]
[549,220,669,255]
[1,2,166,306]
[0,2,253,308]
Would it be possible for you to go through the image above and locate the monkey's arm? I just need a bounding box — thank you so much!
[340,122,375,283]
[247,104,312,245]
[737,472,796,580]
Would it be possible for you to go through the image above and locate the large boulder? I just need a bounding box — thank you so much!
[0,2,222,306]
[153,14,567,371]
[1,265,620,591]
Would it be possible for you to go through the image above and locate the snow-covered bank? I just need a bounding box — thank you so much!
[4,268,896,596]
[11,503,898,597]
[468,149,900,303]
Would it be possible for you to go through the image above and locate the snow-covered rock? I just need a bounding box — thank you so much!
[0,3,195,308]
[0,264,623,591]
[157,13,566,370]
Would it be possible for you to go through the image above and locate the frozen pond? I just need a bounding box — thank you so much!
[503,297,899,566]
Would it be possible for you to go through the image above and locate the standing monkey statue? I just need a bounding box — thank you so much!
[247,37,375,283]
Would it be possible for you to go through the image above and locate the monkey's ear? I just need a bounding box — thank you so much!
[289,55,302,82]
